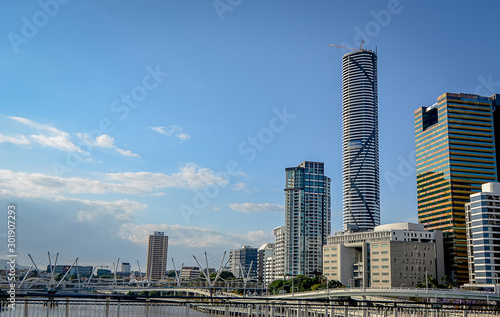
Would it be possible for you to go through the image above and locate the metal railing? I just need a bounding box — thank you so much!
[1,295,499,317]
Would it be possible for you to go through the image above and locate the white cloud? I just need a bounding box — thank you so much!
[9,116,61,134]
[228,203,284,214]
[106,163,228,191]
[54,196,147,222]
[232,182,251,193]
[78,133,139,157]
[3,117,137,157]
[118,223,272,249]
[29,134,81,152]
[0,134,31,145]
[0,164,228,198]
[116,148,138,157]
[151,126,168,134]
[176,132,190,141]
[150,125,191,141]
[9,116,84,153]
[94,134,115,148]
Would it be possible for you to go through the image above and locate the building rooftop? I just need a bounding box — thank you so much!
[374,222,425,232]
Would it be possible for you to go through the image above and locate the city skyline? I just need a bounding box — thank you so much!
[1,1,500,270]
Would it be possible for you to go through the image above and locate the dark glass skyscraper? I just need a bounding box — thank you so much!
[342,50,380,231]
[284,161,331,277]
[415,93,499,284]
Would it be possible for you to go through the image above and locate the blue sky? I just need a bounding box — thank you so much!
[1,0,499,270]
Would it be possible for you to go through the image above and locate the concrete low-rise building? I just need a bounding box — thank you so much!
[323,222,444,288]
[179,267,201,280]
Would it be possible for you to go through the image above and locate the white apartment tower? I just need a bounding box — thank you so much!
[342,49,380,231]
[466,182,500,284]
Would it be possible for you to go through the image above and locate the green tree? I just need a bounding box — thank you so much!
[416,276,446,289]
[440,275,454,288]
[209,271,235,281]
[269,275,343,294]
[268,279,285,295]
[311,284,321,291]
[327,279,344,289]
[295,275,313,292]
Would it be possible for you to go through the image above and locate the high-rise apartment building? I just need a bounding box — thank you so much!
[341,49,380,231]
[259,226,287,285]
[229,246,258,279]
[146,231,168,281]
[257,243,274,283]
[273,225,286,280]
[466,182,500,284]
[415,93,499,284]
[285,161,331,277]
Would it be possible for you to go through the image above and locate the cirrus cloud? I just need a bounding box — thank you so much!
[9,116,85,153]
[150,125,191,142]
[228,203,284,214]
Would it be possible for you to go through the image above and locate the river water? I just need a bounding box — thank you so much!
[1,301,211,317]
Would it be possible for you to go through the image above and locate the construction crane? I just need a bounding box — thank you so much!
[329,40,364,52]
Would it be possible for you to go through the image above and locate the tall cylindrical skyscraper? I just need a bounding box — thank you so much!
[342,49,380,231]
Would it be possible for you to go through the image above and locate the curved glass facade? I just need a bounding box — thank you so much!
[342,50,380,231]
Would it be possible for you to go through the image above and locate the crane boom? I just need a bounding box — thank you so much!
[329,40,365,52]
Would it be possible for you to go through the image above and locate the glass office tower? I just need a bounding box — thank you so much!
[415,93,499,284]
